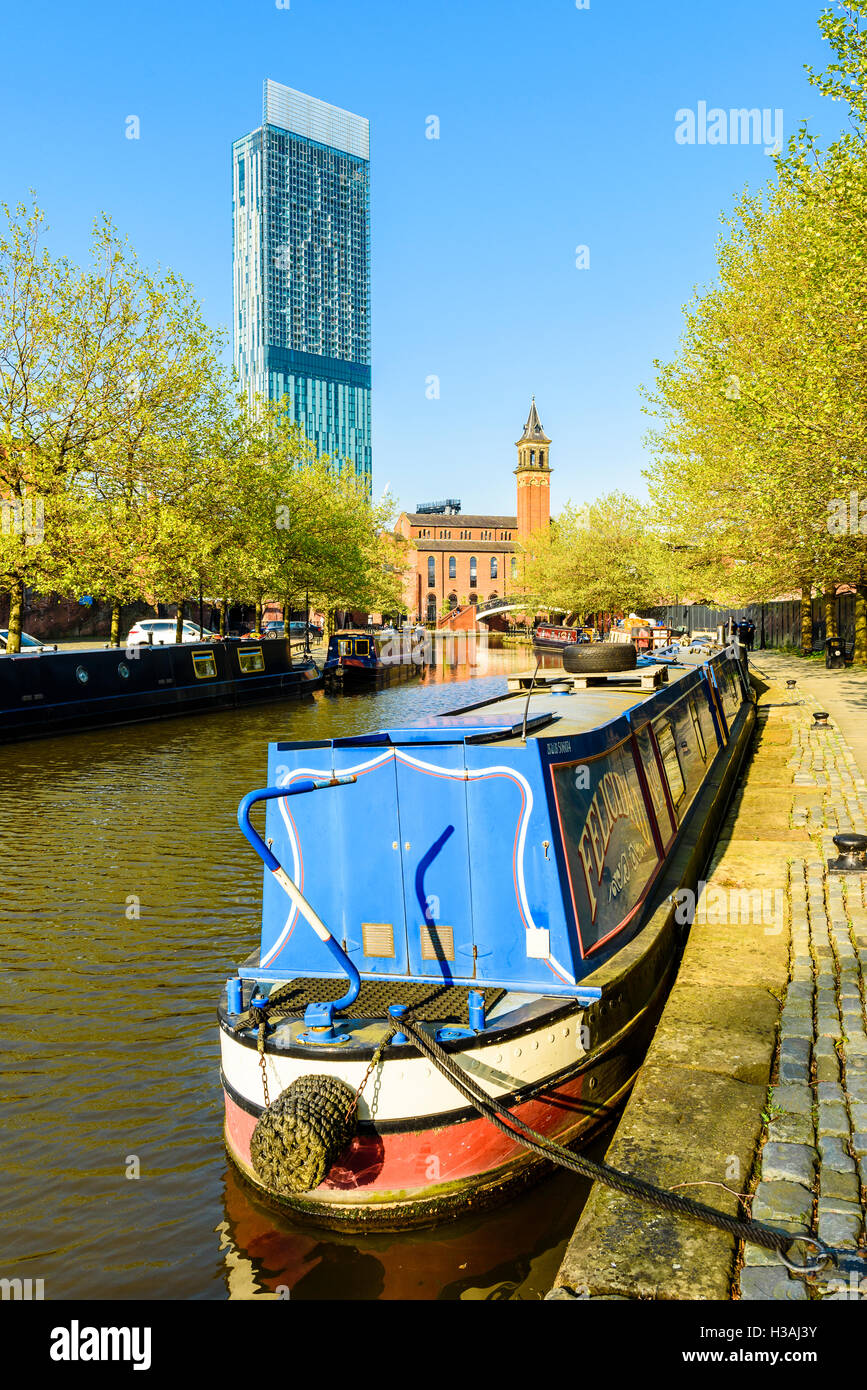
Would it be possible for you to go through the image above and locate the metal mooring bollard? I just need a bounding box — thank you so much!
[786,679,797,690]
[828,833,867,875]
[812,710,831,729]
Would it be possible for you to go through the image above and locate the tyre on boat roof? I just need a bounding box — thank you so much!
[562,641,637,673]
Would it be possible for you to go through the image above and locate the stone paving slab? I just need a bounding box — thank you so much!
[554,1063,768,1300]
[553,682,789,1300]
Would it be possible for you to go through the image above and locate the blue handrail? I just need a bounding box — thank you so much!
[237,778,361,1013]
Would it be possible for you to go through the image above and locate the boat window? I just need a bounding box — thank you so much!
[634,723,676,843]
[192,650,218,679]
[654,719,685,806]
[338,639,353,656]
[354,638,370,656]
[688,697,707,761]
[237,646,265,674]
[635,727,666,819]
[719,662,741,712]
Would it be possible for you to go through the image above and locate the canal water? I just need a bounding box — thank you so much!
[0,645,600,1300]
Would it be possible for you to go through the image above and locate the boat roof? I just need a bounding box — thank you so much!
[480,656,715,744]
[327,655,713,749]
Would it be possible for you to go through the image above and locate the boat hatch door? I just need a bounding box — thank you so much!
[393,744,476,981]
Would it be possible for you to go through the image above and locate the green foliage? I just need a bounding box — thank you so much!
[640,1,867,656]
[0,199,407,646]
[520,492,702,615]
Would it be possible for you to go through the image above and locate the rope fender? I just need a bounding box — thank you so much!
[250,1074,357,1195]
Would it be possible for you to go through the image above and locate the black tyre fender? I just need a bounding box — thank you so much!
[562,641,637,673]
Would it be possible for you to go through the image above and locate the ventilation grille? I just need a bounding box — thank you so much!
[362,922,395,958]
[420,924,455,961]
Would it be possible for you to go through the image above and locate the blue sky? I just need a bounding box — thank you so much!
[0,0,846,518]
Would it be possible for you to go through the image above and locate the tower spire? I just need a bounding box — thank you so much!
[514,397,552,540]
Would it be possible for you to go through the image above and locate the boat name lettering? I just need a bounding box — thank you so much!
[577,767,652,922]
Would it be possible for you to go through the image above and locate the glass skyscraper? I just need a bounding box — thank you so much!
[233,80,371,481]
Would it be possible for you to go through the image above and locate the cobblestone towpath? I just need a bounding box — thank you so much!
[740,655,867,1301]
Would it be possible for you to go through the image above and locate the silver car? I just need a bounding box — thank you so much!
[125,619,219,646]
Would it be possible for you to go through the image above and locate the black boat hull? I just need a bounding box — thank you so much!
[0,638,322,743]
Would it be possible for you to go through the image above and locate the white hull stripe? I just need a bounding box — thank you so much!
[220,1010,586,1122]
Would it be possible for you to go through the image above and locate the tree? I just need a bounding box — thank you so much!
[56,235,230,643]
[641,2,867,657]
[0,201,133,649]
[520,492,696,620]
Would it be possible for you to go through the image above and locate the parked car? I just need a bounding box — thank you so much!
[125,619,219,646]
[263,620,322,641]
[0,629,51,653]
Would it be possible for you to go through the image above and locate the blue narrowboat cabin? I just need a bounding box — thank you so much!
[219,644,755,1227]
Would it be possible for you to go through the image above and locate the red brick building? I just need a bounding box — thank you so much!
[396,400,552,624]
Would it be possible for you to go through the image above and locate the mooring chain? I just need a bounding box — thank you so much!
[255,1015,271,1108]
[246,985,318,1109]
[395,1013,838,1276]
[342,1023,397,1123]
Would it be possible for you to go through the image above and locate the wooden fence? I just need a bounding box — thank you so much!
[646,595,856,649]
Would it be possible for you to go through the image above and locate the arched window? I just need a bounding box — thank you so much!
[490,556,498,579]
[530,450,535,465]
[539,450,544,466]
[469,556,477,586]
[448,591,458,610]
[511,556,518,579]
[448,555,456,579]
[426,595,437,622]
[427,556,435,588]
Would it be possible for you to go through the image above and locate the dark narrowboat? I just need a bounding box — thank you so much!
[0,637,322,743]
[323,629,425,689]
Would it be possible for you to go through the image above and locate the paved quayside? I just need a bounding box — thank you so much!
[549,654,867,1301]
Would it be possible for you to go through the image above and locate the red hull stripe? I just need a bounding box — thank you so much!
[224,1069,587,1197]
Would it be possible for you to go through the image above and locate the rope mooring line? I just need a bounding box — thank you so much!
[238,990,849,1276]
[395,1013,838,1275]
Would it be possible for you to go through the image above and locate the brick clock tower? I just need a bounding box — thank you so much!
[515,397,551,540]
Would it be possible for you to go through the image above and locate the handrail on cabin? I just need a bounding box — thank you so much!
[237,778,361,1014]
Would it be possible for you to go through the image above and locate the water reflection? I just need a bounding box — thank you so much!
[216,1154,600,1301]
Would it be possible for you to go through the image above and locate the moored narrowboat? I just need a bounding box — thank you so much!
[532,623,591,649]
[219,645,755,1228]
[323,628,425,688]
[0,637,322,743]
